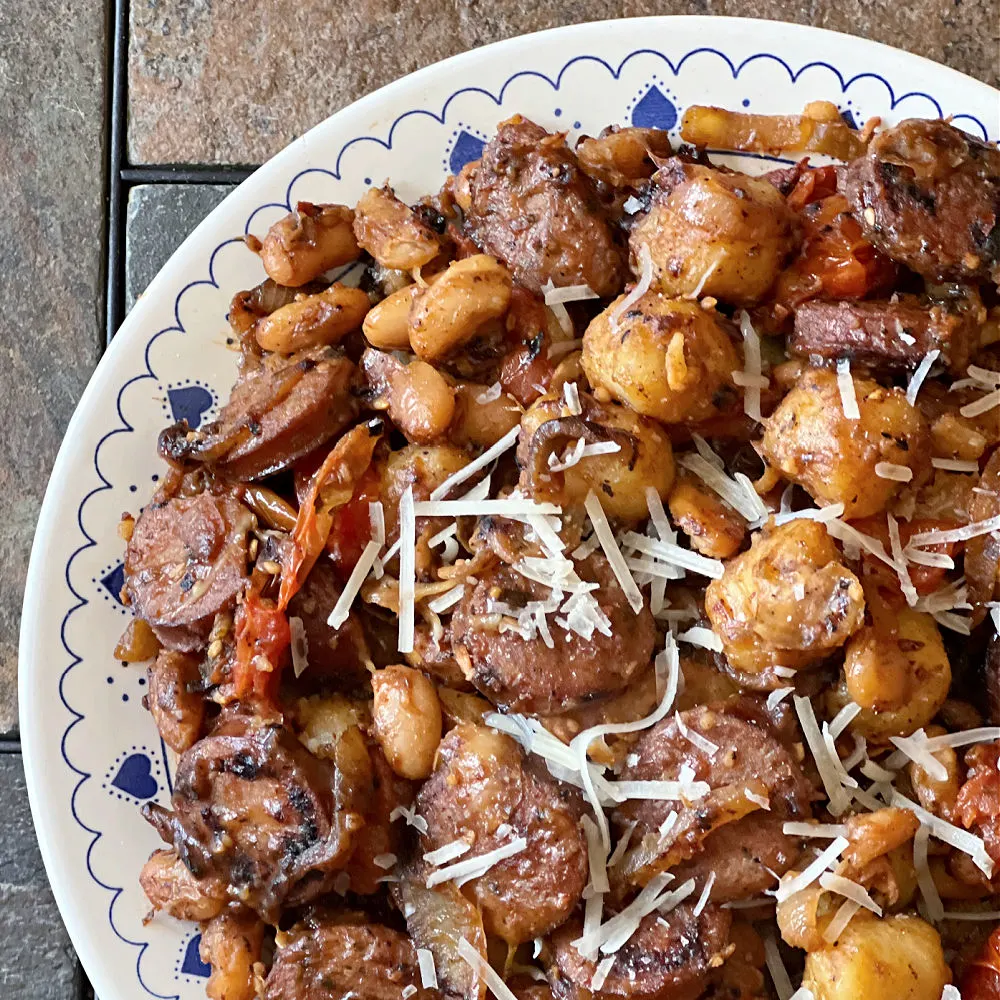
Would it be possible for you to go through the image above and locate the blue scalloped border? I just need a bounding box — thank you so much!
[54,44,994,999]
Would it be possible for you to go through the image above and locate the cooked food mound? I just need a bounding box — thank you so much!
[121,104,1000,1000]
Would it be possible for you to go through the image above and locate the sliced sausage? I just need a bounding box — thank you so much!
[451,554,655,715]
[286,559,372,691]
[789,297,978,374]
[416,724,588,944]
[466,116,627,296]
[264,911,437,1000]
[142,715,362,922]
[844,118,1000,283]
[124,492,252,652]
[145,650,205,752]
[613,698,814,895]
[158,346,357,481]
[552,902,732,1000]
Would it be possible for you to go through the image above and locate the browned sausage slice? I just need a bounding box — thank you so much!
[451,555,655,715]
[265,911,437,1000]
[159,346,357,481]
[789,296,978,374]
[124,492,252,652]
[844,118,1000,283]
[551,902,732,1000]
[417,724,588,944]
[466,117,627,296]
[613,698,814,896]
[142,715,362,922]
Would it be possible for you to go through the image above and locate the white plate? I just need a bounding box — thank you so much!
[19,15,1000,1000]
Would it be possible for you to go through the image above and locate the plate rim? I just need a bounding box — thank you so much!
[19,15,1000,999]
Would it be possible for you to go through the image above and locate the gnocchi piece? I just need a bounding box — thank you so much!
[832,610,952,742]
[200,911,265,1000]
[582,293,740,424]
[254,284,370,353]
[668,471,748,558]
[146,650,205,753]
[801,913,951,1000]
[630,160,799,305]
[517,389,675,524]
[762,367,931,518]
[370,665,443,780]
[257,202,358,287]
[352,184,442,271]
[705,519,865,674]
[409,254,513,363]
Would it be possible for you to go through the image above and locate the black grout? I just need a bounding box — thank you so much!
[122,165,259,184]
[103,0,128,348]
[0,739,22,754]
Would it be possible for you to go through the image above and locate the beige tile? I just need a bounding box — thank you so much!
[0,1,106,733]
[128,0,999,166]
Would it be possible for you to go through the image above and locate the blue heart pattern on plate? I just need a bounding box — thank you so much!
[448,129,486,175]
[630,85,678,130]
[179,935,211,979]
[166,383,216,430]
[110,753,158,800]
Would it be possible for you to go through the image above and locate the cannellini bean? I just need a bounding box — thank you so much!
[409,255,512,363]
[363,283,421,350]
[254,284,370,353]
[390,360,457,444]
[371,665,442,779]
[258,202,358,287]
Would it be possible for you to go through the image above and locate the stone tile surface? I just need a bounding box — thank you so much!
[0,754,78,996]
[126,184,235,311]
[128,0,1000,165]
[0,1,106,735]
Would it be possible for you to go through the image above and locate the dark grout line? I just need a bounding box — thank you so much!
[122,165,258,184]
[103,0,128,348]
[0,739,22,754]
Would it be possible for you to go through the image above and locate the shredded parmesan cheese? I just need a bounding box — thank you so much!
[693,872,716,916]
[932,458,980,472]
[426,837,528,888]
[914,825,944,922]
[427,584,465,614]
[795,697,852,816]
[476,382,503,403]
[563,381,582,415]
[373,853,397,870]
[544,282,599,305]
[909,515,1000,546]
[739,311,767,423]
[819,873,882,915]
[457,938,518,1000]
[424,840,472,866]
[328,540,383,629]
[584,492,643,613]
[764,932,795,1000]
[767,687,796,710]
[783,822,849,839]
[888,513,919,607]
[609,243,653,333]
[397,487,416,653]
[823,899,862,944]
[875,462,913,482]
[891,791,995,878]
[430,426,520,500]
[674,711,720,757]
[389,804,428,834]
[960,387,1000,418]
[676,626,723,652]
[289,616,309,678]
[417,949,438,990]
[829,703,861,739]
[836,358,860,420]
[906,350,940,406]
[773,837,850,903]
